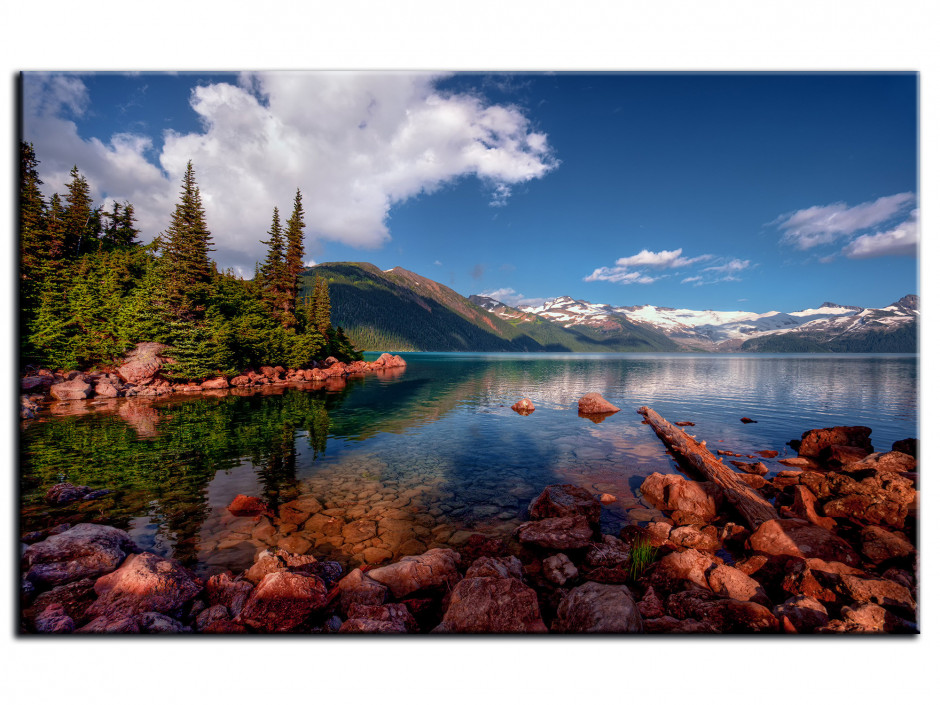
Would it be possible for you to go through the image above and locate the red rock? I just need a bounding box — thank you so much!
[542,553,579,585]
[585,535,632,568]
[665,590,777,633]
[511,398,535,415]
[342,519,378,543]
[651,549,716,590]
[365,548,461,599]
[730,460,769,475]
[22,374,55,392]
[26,578,98,627]
[674,421,695,427]
[798,426,873,459]
[24,524,137,587]
[432,577,547,633]
[821,470,915,529]
[76,614,141,633]
[323,356,340,366]
[772,595,830,633]
[781,485,837,531]
[325,362,348,377]
[639,473,722,521]
[516,515,594,550]
[757,450,779,459]
[577,392,620,415]
[237,571,328,632]
[117,342,170,385]
[34,603,75,633]
[599,493,617,504]
[891,438,917,458]
[636,586,665,619]
[819,602,917,634]
[780,557,865,603]
[707,564,769,605]
[49,378,92,401]
[836,575,916,617]
[200,377,230,390]
[227,494,269,517]
[230,375,251,386]
[334,568,389,616]
[527,484,601,526]
[340,603,418,633]
[859,526,915,564]
[741,417,757,424]
[553,582,643,633]
[746,519,861,566]
[94,381,120,398]
[844,451,917,474]
[206,572,253,617]
[86,552,202,620]
[465,555,524,581]
[45,482,105,506]
[820,444,870,467]
[669,525,720,551]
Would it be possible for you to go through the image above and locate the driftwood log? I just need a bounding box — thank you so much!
[638,406,779,530]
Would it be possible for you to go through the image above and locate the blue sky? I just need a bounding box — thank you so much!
[22,71,917,313]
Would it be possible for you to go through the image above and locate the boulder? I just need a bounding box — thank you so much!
[94,381,120,398]
[49,377,92,401]
[339,603,418,633]
[798,426,873,459]
[729,460,769,475]
[773,595,830,633]
[859,526,915,565]
[433,577,547,633]
[836,575,916,617]
[85,552,202,620]
[511,398,535,415]
[137,612,191,633]
[34,603,75,633]
[242,549,318,585]
[745,519,861,566]
[516,515,594,550]
[201,377,230,390]
[707,564,770,605]
[334,568,389,616]
[668,525,720,551]
[206,571,254,617]
[584,534,632,568]
[820,444,870,467]
[76,614,141,633]
[542,553,579,585]
[844,451,917,474]
[577,392,620,415]
[780,557,865,603]
[527,484,601,526]
[237,571,329,632]
[665,590,777,633]
[554,581,643,633]
[892,438,917,458]
[821,470,915,529]
[820,603,917,634]
[24,524,137,587]
[365,548,461,599]
[465,555,524,581]
[196,604,231,631]
[650,549,716,591]
[117,342,170,385]
[639,473,722,521]
[230,375,251,386]
[780,485,836,531]
[27,578,98,626]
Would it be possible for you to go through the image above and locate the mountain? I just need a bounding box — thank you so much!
[301,263,678,353]
[499,294,916,353]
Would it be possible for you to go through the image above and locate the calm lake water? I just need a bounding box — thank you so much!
[20,353,917,576]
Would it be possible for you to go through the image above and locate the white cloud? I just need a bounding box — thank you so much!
[703,258,751,273]
[584,267,660,285]
[842,209,919,258]
[479,287,550,308]
[23,72,559,274]
[615,248,711,268]
[434,260,442,266]
[681,275,703,284]
[777,192,915,250]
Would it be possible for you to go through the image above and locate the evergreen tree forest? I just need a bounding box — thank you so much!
[19,142,361,380]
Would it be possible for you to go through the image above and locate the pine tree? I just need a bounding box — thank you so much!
[20,141,48,326]
[313,275,332,336]
[63,165,98,257]
[161,161,215,321]
[284,189,306,322]
[260,206,291,326]
[101,201,139,249]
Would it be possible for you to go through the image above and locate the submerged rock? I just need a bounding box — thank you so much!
[528,484,601,526]
[516,515,593,550]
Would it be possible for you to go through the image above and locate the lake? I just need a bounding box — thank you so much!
[20,353,917,577]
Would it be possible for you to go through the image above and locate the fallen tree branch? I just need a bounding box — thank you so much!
[637,406,779,531]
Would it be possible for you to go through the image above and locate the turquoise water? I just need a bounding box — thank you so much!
[20,353,917,575]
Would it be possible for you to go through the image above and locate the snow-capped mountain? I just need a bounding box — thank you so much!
[475,293,918,352]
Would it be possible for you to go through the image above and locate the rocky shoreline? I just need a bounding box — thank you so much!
[20,342,406,419]
[19,416,919,634]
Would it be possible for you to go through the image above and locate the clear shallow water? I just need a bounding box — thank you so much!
[20,353,917,576]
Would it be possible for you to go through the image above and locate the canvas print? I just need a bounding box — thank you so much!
[18,71,918,635]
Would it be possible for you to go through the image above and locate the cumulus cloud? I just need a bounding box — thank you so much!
[842,209,919,258]
[23,71,559,275]
[776,192,915,250]
[615,248,711,268]
[681,275,703,284]
[584,267,660,285]
[586,246,712,286]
